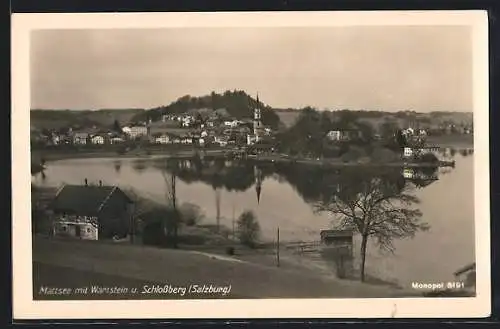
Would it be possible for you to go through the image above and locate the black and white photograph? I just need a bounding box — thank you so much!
[12,11,490,319]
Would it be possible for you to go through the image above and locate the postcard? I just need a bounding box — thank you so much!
[12,10,490,319]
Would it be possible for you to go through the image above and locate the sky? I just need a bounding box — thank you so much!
[30,26,473,112]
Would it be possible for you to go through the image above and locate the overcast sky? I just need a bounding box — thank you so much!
[31,26,472,112]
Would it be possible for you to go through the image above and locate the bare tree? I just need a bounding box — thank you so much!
[315,172,429,282]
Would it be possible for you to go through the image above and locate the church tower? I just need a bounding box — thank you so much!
[253,94,262,143]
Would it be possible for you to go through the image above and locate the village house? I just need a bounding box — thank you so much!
[127,125,148,139]
[73,132,89,145]
[121,126,132,135]
[181,136,194,144]
[326,130,341,141]
[48,180,135,240]
[326,126,362,142]
[214,135,229,147]
[223,120,240,128]
[55,133,72,145]
[154,134,171,144]
[326,130,351,141]
[110,136,125,144]
[181,115,195,127]
[91,134,105,145]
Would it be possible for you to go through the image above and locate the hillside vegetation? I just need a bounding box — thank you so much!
[276,109,473,129]
[131,90,282,129]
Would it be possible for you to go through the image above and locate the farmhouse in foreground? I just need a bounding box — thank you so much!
[48,180,134,240]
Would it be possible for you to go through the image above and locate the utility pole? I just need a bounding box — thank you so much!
[276,226,280,267]
[171,171,178,248]
[130,212,134,245]
[232,201,235,240]
[215,187,221,232]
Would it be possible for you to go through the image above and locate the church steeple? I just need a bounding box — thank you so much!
[253,93,262,143]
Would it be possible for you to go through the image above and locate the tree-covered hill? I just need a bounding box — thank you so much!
[131,90,282,129]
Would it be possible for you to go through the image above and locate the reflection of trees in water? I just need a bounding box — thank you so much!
[158,157,443,202]
[459,148,474,157]
[159,157,272,193]
[113,160,122,173]
[132,159,147,173]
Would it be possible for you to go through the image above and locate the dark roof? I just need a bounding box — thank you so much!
[50,185,133,216]
[320,230,354,239]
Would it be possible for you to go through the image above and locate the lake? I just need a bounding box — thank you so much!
[32,148,475,287]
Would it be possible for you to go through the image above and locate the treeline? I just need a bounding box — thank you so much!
[131,90,281,129]
[275,107,388,158]
[30,108,145,130]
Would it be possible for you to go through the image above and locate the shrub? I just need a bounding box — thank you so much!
[179,202,205,226]
[226,246,235,255]
[236,210,260,248]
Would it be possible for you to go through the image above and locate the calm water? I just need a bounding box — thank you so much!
[32,150,475,286]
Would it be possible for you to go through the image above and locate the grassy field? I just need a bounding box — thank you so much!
[32,237,413,300]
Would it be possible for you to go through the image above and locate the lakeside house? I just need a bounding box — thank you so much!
[110,136,125,144]
[91,134,105,145]
[73,132,89,145]
[326,128,361,142]
[48,180,134,240]
[326,130,342,141]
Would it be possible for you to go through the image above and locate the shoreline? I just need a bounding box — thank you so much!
[31,145,466,171]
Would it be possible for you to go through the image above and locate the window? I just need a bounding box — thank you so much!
[87,228,91,233]
[61,225,67,231]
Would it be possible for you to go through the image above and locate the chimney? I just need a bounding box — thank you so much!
[99,180,102,187]
[84,178,88,186]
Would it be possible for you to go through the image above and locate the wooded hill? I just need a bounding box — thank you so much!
[130,90,282,129]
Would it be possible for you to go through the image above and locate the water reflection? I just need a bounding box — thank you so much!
[437,147,474,159]
[134,156,439,282]
[131,156,442,206]
[113,160,122,173]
